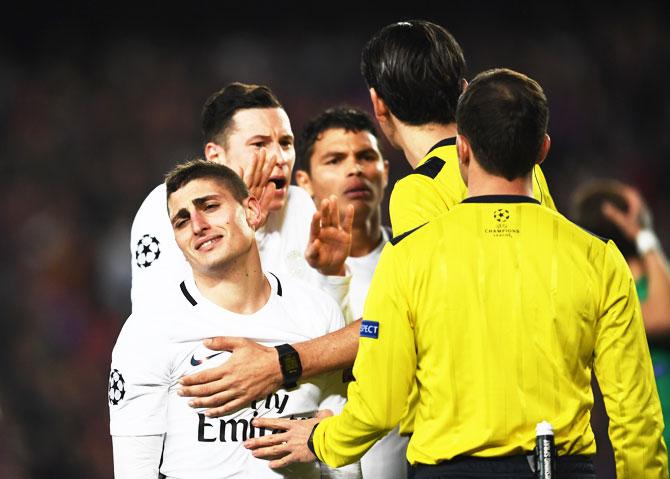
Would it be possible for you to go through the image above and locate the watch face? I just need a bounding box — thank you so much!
[284,353,300,374]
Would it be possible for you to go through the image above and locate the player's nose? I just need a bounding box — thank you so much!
[347,156,363,176]
[191,211,209,234]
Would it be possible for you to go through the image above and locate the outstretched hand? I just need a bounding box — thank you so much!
[601,185,653,240]
[244,410,333,469]
[305,196,354,276]
[237,148,277,228]
[178,337,282,417]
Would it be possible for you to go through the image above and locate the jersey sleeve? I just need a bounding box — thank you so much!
[130,184,189,311]
[112,435,164,479]
[109,313,172,437]
[313,243,416,467]
[532,164,557,212]
[593,241,668,476]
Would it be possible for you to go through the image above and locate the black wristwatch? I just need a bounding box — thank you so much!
[275,343,302,389]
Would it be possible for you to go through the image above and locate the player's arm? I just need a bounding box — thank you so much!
[110,314,171,477]
[593,241,668,476]
[112,435,164,479]
[178,319,361,417]
[246,244,415,468]
[640,244,670,334]
[602,186,670,334]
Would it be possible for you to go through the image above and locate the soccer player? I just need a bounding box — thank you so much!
[178,20,557,420]
[110,160,356,478]
[245,68,667,478]
[295,106,408,479]
[130,82,353,313]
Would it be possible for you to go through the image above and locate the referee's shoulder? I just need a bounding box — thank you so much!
[389,222,429,247]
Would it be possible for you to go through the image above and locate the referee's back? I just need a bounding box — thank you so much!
[387,195,665,474]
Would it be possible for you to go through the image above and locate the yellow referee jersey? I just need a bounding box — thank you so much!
[313,195,667,477]
[389,138,556,235]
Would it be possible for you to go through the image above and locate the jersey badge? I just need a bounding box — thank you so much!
[108,369,126,405]
[360,320,380,339]
[135,234,161,267]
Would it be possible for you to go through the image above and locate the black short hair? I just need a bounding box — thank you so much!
[360,20,466,126]
[456,68,548,181]
[296,106,379,174]
[201,82,282,147]
[570,180,637,258]
[165,159,249,205]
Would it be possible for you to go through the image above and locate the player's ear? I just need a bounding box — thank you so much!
[244,196,262,229]
[204,142,226,164]
[536,134,551,165]
[295,170,314,197]
[369,88,390,122]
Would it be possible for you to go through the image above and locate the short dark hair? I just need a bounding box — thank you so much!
[456,68,549,181]
[360,20,466,126]
[296,106,379,174]
[201,82,282,146]
[570,180,637,258]
[165,159,249,204]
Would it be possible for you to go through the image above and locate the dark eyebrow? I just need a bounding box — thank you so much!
[170,194,219,225]
[355,148,379,158]
[170,208,190,226]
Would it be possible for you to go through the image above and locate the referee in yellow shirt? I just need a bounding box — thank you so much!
[246,68,667,478]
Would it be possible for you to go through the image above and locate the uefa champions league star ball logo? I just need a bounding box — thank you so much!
[493,209,510,223]
[135,234,161,267]
[108,369,126,405]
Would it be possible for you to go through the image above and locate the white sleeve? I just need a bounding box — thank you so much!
[130,184,189,311]
[109,314,171,436]
[112,435,164,479]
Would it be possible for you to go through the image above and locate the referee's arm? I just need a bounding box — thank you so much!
[594,241,668,477]
[313,244,416,467]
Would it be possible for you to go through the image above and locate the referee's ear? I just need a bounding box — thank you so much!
[456,134,471,185]
[536,134,551,165]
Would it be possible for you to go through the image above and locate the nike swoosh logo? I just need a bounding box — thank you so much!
[190,352,224,367]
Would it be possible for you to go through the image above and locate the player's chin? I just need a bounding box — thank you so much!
[268,194,288,212]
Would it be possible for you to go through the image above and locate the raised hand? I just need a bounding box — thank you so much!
[305,195,355,276]
[237,148,277,228]
[601,185,653,240]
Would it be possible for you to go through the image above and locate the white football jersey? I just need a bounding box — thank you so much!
[130,184,350,314]
[110,273,348,479]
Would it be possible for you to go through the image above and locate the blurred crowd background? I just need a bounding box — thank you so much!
[1,2,668,477]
